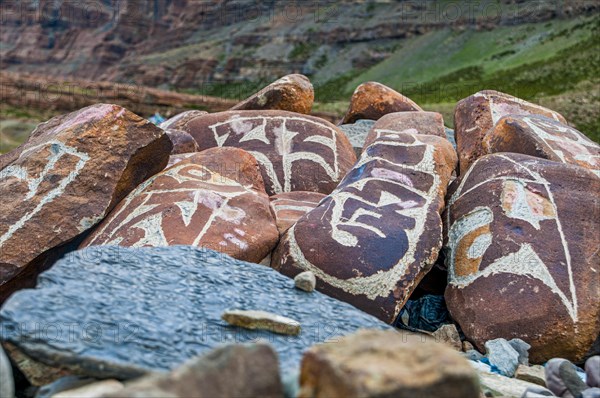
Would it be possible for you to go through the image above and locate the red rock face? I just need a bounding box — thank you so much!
[363,111,447,150]
[165,130,200,154]
[454,90,566,175]
[183,110,357,196]
[0,104,172,299]
[160,111,209,131]
[272,132,457,323]
[81,148,278,264]
[269,192,326,236]
[231,74,314,114]
[484,115,600,176]
[341,82,422,124]
[444,153,600,363]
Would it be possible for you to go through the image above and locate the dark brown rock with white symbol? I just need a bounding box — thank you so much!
[231,74,314,114]
[269,191,326,235]
[341,82,422,125]
[484,114,600,176]
[444,153,600,363]
[0,104,171,301]
[362,111,447,149]
[272,132,457,323]
[81,148,278,263]
[184,110,357,196]
[454,90,566,174]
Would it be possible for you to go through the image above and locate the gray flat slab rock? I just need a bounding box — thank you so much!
[339,119,375,154]
[0,246,391,379]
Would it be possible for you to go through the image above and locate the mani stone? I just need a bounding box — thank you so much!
[164,129,200,154]
[231,74,314,114]
[444,152,600,364]
[362,111,448,149]
[221,310,301,336]
[339,119,376,157]
[0,104,171,302]
[105,344,283,398]
[295,271,317,292]
[80,148,278,264]
[0,246,392,380]
[183,110,357,196]
[272,132,457,323]
[454,90,566,174]
[298,329,480,398]
[341,82,423,124]
[269,191,326,236]
[484,114,600,176]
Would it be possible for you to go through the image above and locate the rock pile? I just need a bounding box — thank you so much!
[0,75,598,397]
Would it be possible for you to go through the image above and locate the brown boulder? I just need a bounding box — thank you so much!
[362,111,447,149]
[272,132,457,323]
[341,82,422,124]
[159,110,209,130]
[444,153,600,363]
[165,129,200,154]
[299,329,480,398]
[184,110,357,195]
[105,344,283,398]
[484,114,600,176]
[231,74,314,114]
[81,148,278,263]
[454,90,566,174]
[269,191,326,235]
[0,104,171,300]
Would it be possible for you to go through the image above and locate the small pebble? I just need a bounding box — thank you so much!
[294,271,316,292]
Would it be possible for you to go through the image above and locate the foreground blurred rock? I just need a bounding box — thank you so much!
[105,344,283,398]
[0,246,391,383]
[0,345,14,398]
[299,329,480,398]
[0,104,171,302]
[445,153,600,363]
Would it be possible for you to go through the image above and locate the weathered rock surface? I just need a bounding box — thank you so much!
[362,111,447,149]
[53,380,124,398]
[164,129,200,154]
[81,148,278,263]
[445,153,600,363]
[231,74,314,114]
[272,132,457,323]
[0,246,392,379]
[0,344,14,398]
[341,82,422,124]
[269,191,326,235]
[0,104,171,301]
[339,119,375,157]
[484,114,600,176]
[2,342,71,386]
[515,364,546,387]
[454,90,566,174]
[184,110,357,195]
[477,367,553,398]
[159,110,209,131]
[294,271,317,293]
[432,324,462,351]
[299,329,480,398]
[222,310,301,335]
[485,338,520,377]
[104,344,282,398]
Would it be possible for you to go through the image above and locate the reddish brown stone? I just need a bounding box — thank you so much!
[444,153,600,363]
[269,191,326,236]
[159,110,209,131]
[0,104,171,299]
[165,129,200,154]
[184,110,357,196]
[454,90,566,175]
[81,148,278,263]
[341,82,422,124]
[231,74,314,114]
[272,132,457,323]
[362,111,447,150]
[484,114,600,176]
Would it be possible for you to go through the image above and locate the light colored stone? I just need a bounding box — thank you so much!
[294,271,316,292]
[509,338,531,366]
[0,345,14,398]
[485,338,520,377]
[463,341,475,352]
[515,364,546,387]
[222,310,301,335]
[52,380,124,398]
[477,368,553,398]
[433,324,462,351]
[299,329,480,398]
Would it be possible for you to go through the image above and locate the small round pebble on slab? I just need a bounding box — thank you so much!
[294,271,316,292]
[222,309,301,336]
